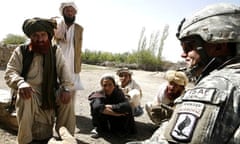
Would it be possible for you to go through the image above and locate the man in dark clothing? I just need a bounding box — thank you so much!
[88,74,136,138]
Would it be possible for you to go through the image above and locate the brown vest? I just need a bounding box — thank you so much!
[74,24,83,73]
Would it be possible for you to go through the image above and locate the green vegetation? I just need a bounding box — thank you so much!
[0,26,179,71]
[82,49,164,71]
[82,26,170,71]
[1,34,27,45]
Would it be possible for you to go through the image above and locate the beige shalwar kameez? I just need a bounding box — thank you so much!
[4,46,75,144]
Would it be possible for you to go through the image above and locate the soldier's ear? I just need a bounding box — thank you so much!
[205,43,228,57]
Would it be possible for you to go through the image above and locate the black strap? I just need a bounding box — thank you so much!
[52,45,59,89]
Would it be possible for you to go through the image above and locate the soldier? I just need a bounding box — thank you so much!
[127,3,240,144]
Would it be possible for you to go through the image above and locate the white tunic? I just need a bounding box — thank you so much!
[57,21,84,90]
[154,82,172,105]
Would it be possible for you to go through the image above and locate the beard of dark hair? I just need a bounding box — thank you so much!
[170,90,182,100]
[31,39,51,54]
[64,15,75,25]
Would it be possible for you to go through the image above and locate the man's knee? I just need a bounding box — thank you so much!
[128,89,141,107]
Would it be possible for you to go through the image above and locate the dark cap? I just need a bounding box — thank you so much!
[116,67,133,76]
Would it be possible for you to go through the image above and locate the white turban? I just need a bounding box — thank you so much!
[99,73,117,85]
[59,1,78,15]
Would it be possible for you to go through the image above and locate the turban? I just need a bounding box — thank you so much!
[164,70,188,87]
[22,17,57,38]
[59,1,77,15]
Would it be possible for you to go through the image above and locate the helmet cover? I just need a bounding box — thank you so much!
[177,3,240,43]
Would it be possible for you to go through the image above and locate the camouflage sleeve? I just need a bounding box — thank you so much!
[126,121,170,144]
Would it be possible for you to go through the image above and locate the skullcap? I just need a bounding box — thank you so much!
[164,70,188,86]
[100,73,116,85]
[59,1,77,15]
[100,73,115,81]
[22,17,57,38]
[116,67,133,76]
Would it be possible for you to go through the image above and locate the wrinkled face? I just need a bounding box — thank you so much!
[30,31,50,54]
[118,72,131,87]
[167,81,184,94]
[63,6,76,17]
[166,81,185,100]
[30,31,49,43]
[63,6,76,24]
[101,78,115,96]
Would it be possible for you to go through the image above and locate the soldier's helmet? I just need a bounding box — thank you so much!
[176,3,240,43]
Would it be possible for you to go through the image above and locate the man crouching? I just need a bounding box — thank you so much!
[4,17,75,144]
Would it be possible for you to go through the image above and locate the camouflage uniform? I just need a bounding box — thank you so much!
[129,63,240,144]
[127,3,240,144]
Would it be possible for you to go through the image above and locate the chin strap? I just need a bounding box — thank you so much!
[195,57,223,84]
[185,46,211,83]
[196,47,211,66]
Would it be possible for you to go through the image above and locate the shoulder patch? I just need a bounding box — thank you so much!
[171,102,205,142]
[183,88,215,102]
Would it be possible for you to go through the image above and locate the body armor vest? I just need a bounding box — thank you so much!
[164,64,240,144]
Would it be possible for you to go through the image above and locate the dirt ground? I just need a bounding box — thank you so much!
[0,64,168,144]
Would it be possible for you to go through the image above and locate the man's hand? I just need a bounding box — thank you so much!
[59,90,72,104]
[18,83,33,99]
[103,105,127,116]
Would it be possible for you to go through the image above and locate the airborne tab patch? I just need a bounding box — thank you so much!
[171,102,205,142]
[178,102,204,117]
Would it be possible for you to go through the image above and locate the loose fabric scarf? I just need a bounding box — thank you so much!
[41,46,57,109]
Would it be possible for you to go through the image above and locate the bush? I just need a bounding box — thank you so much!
[2,34,27,45]
[82,49,166,71]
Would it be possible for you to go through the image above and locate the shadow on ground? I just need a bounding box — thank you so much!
[0,123,17,135]
[76,115,157,144]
